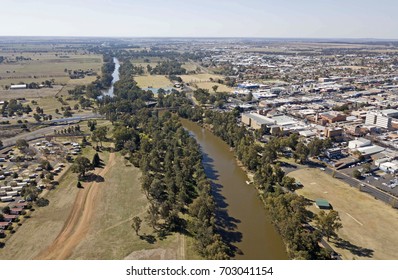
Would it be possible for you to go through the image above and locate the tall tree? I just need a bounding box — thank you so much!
[71,156,93,178]
[131,216,142,236]
[315,210,343,241]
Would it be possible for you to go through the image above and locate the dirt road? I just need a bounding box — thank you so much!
[35,153,116,260]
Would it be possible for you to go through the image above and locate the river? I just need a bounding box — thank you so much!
[102,57,120,97]
[181,119,287,260]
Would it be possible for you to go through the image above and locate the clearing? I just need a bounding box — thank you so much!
[289,168,398,260]
[134,75,173,88]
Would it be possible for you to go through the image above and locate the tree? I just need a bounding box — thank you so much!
[92,126,108,147]
[212,85,218,93]
[315,210,343,241]
[353,169,362,179]
[0,140,3,148]
[294,142,309,164]
[131,216,142,236]
[363,163,372,174]
[77,181,82,188]
[71,156,93,178]
[15,139,29,150]
[92,152,101,167]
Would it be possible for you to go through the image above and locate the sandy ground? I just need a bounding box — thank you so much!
[290,168,398,260]
[35,153,116,260]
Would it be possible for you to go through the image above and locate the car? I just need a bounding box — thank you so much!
[320,168,325,171]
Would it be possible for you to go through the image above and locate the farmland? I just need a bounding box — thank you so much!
[134,75,174,88]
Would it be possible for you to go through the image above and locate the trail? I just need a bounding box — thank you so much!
[35,153,116,260]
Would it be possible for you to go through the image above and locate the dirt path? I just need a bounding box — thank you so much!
[35,153,116,260]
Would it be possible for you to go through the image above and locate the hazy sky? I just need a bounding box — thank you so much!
[1,0,397,38]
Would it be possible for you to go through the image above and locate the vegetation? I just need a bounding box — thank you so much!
[314,210,343,241]
[71,156,93,178]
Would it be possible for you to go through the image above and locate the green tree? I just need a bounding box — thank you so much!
[92,126,108,147]
[92,153,101,167]
[294,142,309,164]
[71,156,93,178]
[353,169,362,179]
[212,85,218,93]
[131,216,142,236]
[77,181,82,188]
[15,139,29,150]
[315,210,343,241]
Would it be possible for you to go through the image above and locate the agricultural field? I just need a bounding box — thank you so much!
[0,52,102,88]
[134,75,173,88]
[289,168,398,260]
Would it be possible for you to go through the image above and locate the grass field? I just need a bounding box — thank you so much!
[289,168,398,260]
[195,82,232,93]
[178,73,225,83]
[70,154,184,259]
[134,75,173,88]
[182,62,199,72]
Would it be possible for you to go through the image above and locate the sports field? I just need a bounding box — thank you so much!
[289,168,398,260]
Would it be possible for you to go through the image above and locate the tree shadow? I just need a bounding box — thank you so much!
[140,234,156,244]
[80,174,105,183]
[201,150,243,258]
[333,238,374,258]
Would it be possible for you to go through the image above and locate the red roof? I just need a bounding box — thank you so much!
[3,214,17,219]
[0,222,11,228]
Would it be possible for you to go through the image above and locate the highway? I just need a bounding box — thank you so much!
[1,113,102,148]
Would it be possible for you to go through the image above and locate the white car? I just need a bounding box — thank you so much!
[320,168,325,171]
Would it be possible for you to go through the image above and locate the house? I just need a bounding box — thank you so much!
[10,207,23,215]
[2,214,18,222]
[348,138,371,149]
[325,127,343,139]
[0,221,11,229]
[326,148,343,159]
[319,111,346,124]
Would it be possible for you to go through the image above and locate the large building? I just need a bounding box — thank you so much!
[241,112,275,130]
[365,110,398,129]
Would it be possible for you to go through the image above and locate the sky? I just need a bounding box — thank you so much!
[0,0,397,39]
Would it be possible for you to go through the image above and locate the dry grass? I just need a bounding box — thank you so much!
[178,73,225,83]
[289,168,398,260]
[0,53,102,88]
[134,75,173,88]
[195,82,232,93]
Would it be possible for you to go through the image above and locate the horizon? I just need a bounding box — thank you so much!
[1,0,398,39]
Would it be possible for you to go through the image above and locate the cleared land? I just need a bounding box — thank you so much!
[195,82,232,93]
[178,73,225,83]
[72,154,185,260]
[36,153,116,260]
[134,75,173,88]
[289,168,398,260]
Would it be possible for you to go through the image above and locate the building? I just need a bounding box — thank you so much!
[326,148,343,159]
[10,84,27,90]
[325,127,343,138]
[364,110,398,129]
[315,199,331,210]
[319,111,346,124]
[379,161,398,173]
[241,112,275,130]
[348,138,371,149]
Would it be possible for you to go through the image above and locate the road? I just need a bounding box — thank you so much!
[1,113,102,148]
[322,166,397,206]
[36,153,116,260]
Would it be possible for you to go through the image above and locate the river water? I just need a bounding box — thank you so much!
[102,57,120,97]
[181,118,287,260]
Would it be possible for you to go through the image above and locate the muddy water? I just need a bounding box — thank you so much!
[181,118,287,259]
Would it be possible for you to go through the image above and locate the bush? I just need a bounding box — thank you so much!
[36,198,50,207]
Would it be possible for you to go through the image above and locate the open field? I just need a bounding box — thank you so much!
[182,62,199,72]
[289,168,398,260]
[134,75,173,88]
[71,154,185,259]
[0,52,102,88]
[195,82,232,93]
[178,73,225,83]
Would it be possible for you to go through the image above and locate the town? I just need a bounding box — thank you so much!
[1,37,398,261]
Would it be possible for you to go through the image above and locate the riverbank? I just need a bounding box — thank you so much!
[181,118,287,259]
